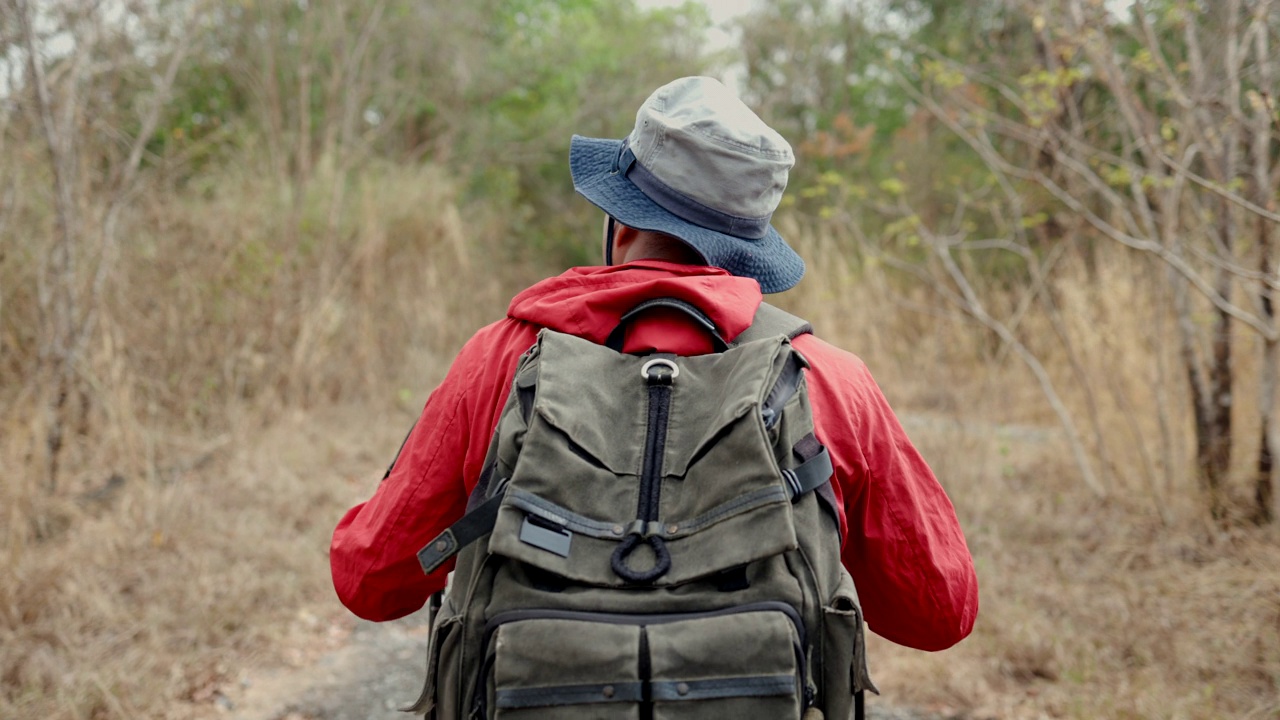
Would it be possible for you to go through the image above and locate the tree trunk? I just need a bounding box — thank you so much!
[1204,207,1234,524]
[1249,6,1277,525]
[18,0,82,494]
[1255,221,1276,525]
[1257,403,1274,524]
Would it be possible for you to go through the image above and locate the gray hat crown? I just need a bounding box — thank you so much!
[569,76,806,293]
[626,77,795,232]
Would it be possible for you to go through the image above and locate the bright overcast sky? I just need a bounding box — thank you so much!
[634,0,755,27]
[633,0,756,89]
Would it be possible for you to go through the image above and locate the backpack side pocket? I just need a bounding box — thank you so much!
[403,613,464,717]
[819,573,877,719]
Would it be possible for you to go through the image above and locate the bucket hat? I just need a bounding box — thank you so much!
[570,76,803,293]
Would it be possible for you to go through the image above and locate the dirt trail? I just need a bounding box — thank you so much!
[228,613,431,720]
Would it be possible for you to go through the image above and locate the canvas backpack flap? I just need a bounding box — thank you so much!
[486,330,802,588]
[659,334,807,495]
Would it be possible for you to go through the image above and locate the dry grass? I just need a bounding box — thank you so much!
[3,157,1279,720]
[0,402,424,720]
[0,154,525,719]
[867,425,1280,719]
[781,221,1280,719]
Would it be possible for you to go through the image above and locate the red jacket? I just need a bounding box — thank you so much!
[331,261,978,651]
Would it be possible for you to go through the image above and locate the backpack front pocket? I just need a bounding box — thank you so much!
[477,603,807,720]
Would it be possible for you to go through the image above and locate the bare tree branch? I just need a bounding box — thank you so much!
[81,4,202,358]
[900,70,1279,339]
[924,220,1106,496]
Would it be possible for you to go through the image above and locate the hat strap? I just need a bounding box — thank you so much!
[604,215,616,266]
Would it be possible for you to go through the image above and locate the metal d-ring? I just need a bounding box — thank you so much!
[640,358,679,382]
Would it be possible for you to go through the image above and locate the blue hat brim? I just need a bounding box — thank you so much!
[569,135,804,294]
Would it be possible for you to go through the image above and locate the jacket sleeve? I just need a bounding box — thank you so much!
[331,321,536,621]
[330,341,481,622]
[795,335,979,651]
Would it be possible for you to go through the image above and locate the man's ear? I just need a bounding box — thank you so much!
[611,223,641,263]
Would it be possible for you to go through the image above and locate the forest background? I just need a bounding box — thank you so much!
[2,0,1279,718]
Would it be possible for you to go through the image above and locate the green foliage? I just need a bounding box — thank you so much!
[737,0,910,144]
[735,0,1116,295]
[140,0,710,265]
[456,0,711,263]
[1017,67,1087,127]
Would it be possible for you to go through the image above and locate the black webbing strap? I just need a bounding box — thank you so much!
[605,298,729,353]
[761,351,805,428]
[856,688,865,720]
[516,370,537,422]
[782,443,833,502]
[417,488,506,574]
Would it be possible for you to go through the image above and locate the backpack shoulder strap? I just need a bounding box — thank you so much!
[731,302,813,346]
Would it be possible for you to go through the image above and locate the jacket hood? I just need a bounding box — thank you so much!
[507,261,763,345]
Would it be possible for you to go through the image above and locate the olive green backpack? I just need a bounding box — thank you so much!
[406,299,875,719]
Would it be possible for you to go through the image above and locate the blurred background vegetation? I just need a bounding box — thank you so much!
[1,1,1278,718]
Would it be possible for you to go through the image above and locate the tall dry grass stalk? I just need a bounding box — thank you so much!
[785,208,1279,524]
[0,149,532,718]
[784,218,1280,718]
